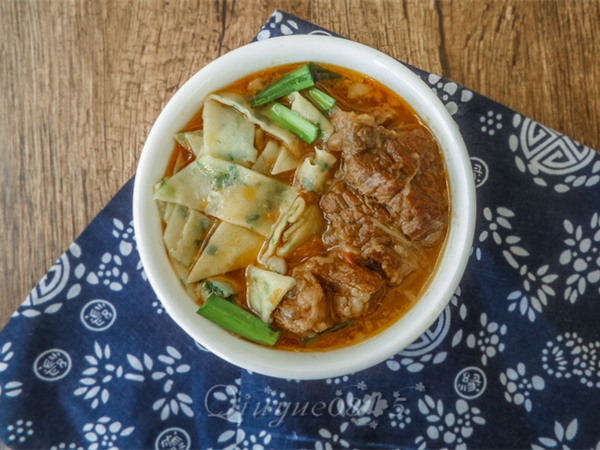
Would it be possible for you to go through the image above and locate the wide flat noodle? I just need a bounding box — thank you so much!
[163,202,176,222]
[198,156,298,236]
[154,155,298,237]
[295,148,337,194]
[260,197,305,263]
[169,210,214,268]
[163,204,188,251]
[252,140,280,175]
[173,132,191,150]
[203,99,257,164]
[171,259,198,302]
[184,130,204,156]
[261,197,326,261]
[156,199,168,220]
[272,145,303,175]
[278,204,326,258]
[187,222,263,283]
[247,266,296,323]
[207,92,301,154]
[154,162,212,211]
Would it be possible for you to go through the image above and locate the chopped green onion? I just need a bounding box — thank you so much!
[203,281,226,298]
[307,62,342,82]
[305,87,336,114]
[197,294,281,346]
[261,103,319,144]
[251,65,314,108]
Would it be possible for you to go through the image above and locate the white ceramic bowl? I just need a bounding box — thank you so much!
[133,35,475,380]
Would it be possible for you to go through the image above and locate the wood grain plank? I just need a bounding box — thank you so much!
[438,0,600,149]
[0,0,231,330]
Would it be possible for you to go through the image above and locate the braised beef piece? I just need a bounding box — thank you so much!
[398,170,447,244]
[274,249,386,337]
[304,252,384,295]
[320,181,418,285]
[327,113,387,156]
[361,236,416,285]
[274,265,334,338]
[319,181,391,249]
[304,251,385,320]
[328,110,447,245]
[327,107,396,155]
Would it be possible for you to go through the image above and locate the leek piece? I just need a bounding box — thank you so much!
[307,62,342,82]
[197,294,281,346]
[250,65,314,108]
[306,87,336,114]
[290,92,334,141]
[262,103,319,144]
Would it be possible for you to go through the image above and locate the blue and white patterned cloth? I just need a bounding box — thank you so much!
[2,10,600,450]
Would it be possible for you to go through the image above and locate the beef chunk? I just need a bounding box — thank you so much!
[328,111,388,155]
[304,252,384,294]
[387,129,447,243]
[276,107,447,338]
[274,249,386,334]
[333,288,373,321]
[274,265,334,338]
[320,181,391,249]
[398,173,447,244]
[344,151,405,202]
[328,109,448,245]
[320,182,418,286]
[361,236,416,285]
[304,252,385,320]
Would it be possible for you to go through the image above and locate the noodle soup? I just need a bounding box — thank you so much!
[153,63,449,351]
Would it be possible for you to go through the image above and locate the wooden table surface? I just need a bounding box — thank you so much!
[1,0,600,334]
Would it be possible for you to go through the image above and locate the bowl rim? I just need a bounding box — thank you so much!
[133,35,476,380]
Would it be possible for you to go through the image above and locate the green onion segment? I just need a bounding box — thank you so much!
[262,103,319,144]
[305,87,336,113]
[307,62,342,82]
[197,294,281,346]
[251,65,314,108]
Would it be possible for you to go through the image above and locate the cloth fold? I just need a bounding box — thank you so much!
[1,9,600,450]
